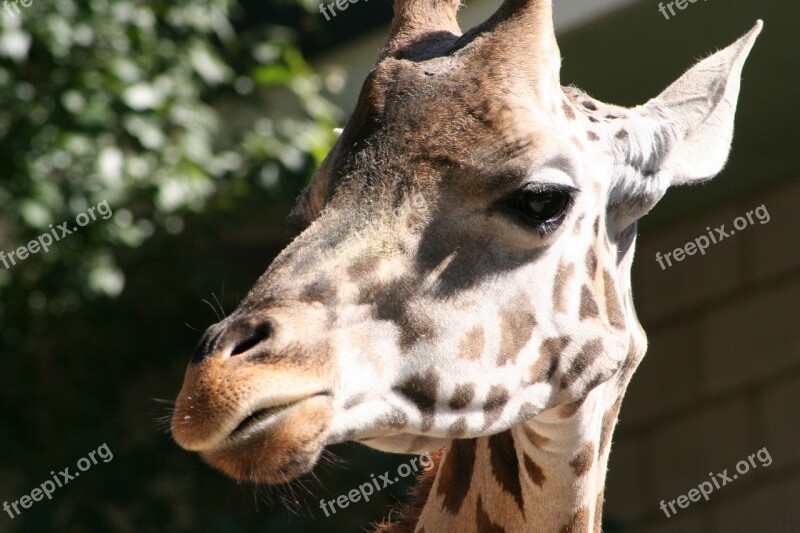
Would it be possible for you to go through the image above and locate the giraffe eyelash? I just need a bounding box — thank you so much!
[494,184,578,236]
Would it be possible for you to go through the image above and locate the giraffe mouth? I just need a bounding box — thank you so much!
[193,392,335,484]
[225,402,300,441]
[208,391,332,449]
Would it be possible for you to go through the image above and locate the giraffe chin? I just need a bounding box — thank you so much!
[200,396,333,484]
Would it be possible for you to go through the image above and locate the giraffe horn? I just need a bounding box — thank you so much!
[475,0,561,98]
[382,0,462,57]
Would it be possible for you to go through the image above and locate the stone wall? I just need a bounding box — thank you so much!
[605,177,800,532]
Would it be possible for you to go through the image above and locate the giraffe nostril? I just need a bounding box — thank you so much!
[227,319,272,357]
[229,321,272,357]
[191,318,274,364]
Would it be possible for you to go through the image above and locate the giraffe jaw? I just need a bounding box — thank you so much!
[170,358,336,484]
[196,393,334,484]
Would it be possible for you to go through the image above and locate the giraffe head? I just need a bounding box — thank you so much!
[171,0,761,485]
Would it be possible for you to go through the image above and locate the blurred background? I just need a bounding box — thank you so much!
[0,0,797,531]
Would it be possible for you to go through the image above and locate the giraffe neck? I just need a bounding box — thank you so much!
[412,385,622,532]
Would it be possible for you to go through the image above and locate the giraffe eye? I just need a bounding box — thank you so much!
[511,184,575,231]
[520,189,571,222]
[494,183,576,234]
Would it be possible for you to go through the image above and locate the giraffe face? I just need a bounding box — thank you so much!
[171,63,632,482]
[171,4,761,484]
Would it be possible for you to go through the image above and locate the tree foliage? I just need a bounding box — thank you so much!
[0,0,338,334]
[0,2,366,530]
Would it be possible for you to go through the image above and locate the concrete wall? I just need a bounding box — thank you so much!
[604,177,800,532]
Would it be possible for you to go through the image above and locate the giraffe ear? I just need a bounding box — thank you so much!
[608,22,762,228]
[645,20,763,184]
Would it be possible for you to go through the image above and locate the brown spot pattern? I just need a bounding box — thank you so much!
[375,407,409,429]
[361,279,435,351]
[347,254,380,279]
[483,385,510,427]
[561,339,603,389]
[343,393,365,410]
[299,277,337,305]
[448,417,467,437]
[599,397,623,457]
[518,402,538,421]
[497,301,536,366]
[585,249,598,279]
[579,373,605,399]
[603,269,626,329]
[476,495,506,533]
[569,441,595,477]
[560,507,590,533]
[448,383,475,411]
[573,214,585,235]
[529,336,571,383]
[587,131,599,142]
[553,263,575,314]
[617,336,643,383]
[523,453,546,487]
[437,439,477,515]
[594,490,605,533]
[459,325,485,360]
[558,400,583,418]
[484,385,510,412]
[579,285,600,320]
[488,430,524,512]
[562,101,576,120]
[393,369,439,419]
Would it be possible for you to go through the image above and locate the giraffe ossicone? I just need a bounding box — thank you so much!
[172,2,761,530]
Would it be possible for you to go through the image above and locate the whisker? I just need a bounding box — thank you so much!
[213,282,227,319]
[319,448,348,469]
[153,414,173,433]
[150,398,176,433]
[201,299,222,321]
[152,398,175,405]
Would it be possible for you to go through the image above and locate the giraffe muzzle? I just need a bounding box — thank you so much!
[171,306,337,483]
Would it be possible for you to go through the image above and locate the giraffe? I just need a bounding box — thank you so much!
[171,1,762,530]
